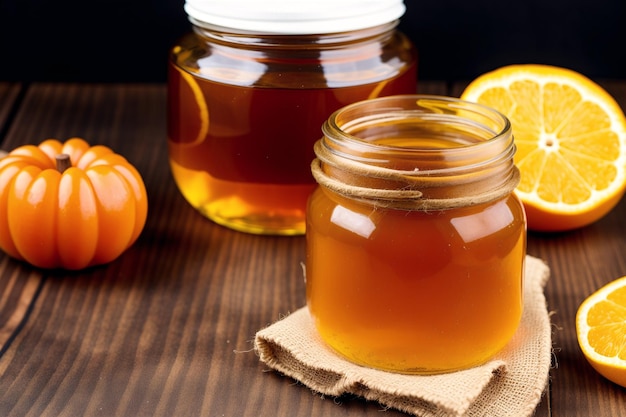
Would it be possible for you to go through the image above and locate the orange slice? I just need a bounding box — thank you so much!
[460,64,626,231]
[576,276,626,388]
[170,64,209,146]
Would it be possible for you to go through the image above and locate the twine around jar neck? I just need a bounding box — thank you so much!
[311,95,521,211]
[311,136,520,211]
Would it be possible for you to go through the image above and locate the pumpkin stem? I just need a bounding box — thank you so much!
[55,154,72,173]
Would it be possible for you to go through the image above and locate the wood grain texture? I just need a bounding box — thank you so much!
[0,80,625,416]
[0,84,21,130]
[0,83,46,354]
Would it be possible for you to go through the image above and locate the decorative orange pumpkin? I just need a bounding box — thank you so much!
[0,138,148,270]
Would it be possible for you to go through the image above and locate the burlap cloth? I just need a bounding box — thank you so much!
[254,255,552,417]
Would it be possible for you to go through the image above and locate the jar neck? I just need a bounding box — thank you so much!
[312,95,520,210]
[190,19,398,49]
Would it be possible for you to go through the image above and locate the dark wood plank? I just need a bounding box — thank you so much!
[0,257,44,354]
[0,83,47,354]
[0,83,21,132]
[527,204,626,417]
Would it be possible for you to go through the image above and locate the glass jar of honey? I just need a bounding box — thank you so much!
[168,0,417,235]
[306,95,527,374]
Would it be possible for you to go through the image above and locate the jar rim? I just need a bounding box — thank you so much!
[322,95,512,159]
[313,95,520,209]
[184,0,406,34]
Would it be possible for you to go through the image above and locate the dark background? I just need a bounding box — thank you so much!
[0,0,624,83]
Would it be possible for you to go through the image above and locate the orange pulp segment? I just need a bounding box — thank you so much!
[461,64,626,231]
[576,276,626,387]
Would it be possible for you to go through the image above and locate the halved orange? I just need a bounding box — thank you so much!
[576,276,626,388]
[461,64,626,231]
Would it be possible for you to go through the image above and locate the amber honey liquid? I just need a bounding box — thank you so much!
[306,191,525,373]
[306,124,526,373]
[167,62,416,235]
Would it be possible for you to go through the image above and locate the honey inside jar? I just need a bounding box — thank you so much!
[167,21,416,235]
[306,95,526,374]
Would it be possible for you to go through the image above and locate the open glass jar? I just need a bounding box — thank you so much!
[306,95,527,374]
[167,0,417,235]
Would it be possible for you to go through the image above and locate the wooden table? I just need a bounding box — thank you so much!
[0,80,625,416]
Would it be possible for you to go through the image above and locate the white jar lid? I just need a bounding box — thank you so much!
[184,0,406,34]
